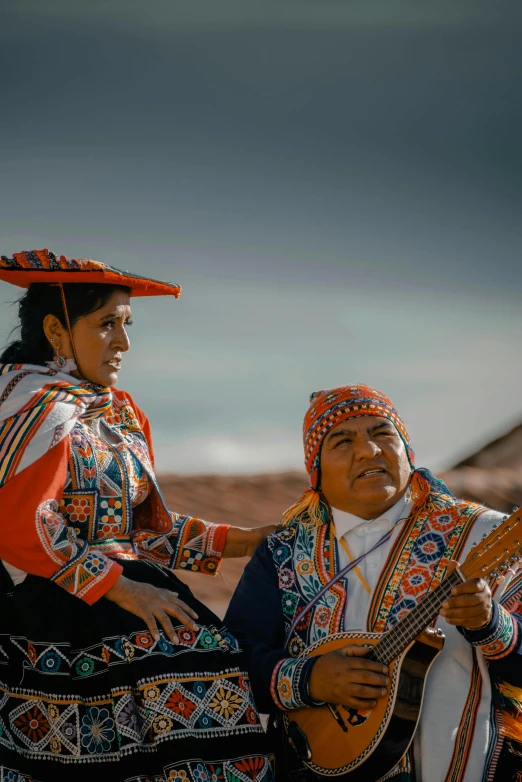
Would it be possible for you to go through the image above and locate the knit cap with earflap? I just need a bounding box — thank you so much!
[281,384,414,526]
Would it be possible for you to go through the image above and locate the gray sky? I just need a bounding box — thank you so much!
[1,0,521,474]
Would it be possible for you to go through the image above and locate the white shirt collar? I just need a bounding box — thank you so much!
[332,490,412,540]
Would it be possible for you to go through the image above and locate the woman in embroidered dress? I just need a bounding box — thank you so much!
[0,250,275,782]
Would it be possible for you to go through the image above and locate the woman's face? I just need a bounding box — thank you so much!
[45,288,132,387]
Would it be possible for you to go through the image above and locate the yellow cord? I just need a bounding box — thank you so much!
[337,534,372,595]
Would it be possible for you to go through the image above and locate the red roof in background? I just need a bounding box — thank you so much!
[442,420,522,513]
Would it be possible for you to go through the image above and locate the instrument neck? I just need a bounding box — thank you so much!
[368,569,463,665]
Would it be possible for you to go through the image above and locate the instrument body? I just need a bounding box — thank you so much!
[284,628,444,779]
[283,507,522,777]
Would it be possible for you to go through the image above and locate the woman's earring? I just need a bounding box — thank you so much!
[51,340,67,369]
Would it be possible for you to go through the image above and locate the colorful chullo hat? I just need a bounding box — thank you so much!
[281,384,414,525]
[0,249,181,298]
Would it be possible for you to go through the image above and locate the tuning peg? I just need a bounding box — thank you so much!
[513,507,520,513]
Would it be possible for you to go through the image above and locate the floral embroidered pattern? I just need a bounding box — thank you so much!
[165,755,274,782]
[209,687,243,720]
[80,707,116,754]
[10,624,239,684]
[1,669,263,763]
[0,767,45,782]
[270,657,311,710]
[166,689,198,719]
[13,705,51,744]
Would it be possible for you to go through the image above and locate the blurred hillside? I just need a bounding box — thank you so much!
[440,423,522,512]
[160,423,522,618]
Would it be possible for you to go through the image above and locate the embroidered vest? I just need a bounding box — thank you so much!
[269,469,485,656]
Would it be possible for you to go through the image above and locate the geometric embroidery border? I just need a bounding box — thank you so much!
[0,668,264,764]
[164,754,275,782]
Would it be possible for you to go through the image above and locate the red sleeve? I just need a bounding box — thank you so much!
[0,439,122,604]
[133,515,229,577]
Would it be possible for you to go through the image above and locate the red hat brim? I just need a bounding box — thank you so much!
[0,251,181,298]
[0,268,181,298]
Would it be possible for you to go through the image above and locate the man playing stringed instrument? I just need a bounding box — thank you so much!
[226,385,522,781]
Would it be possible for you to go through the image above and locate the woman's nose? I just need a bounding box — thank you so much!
[113,326,131,352]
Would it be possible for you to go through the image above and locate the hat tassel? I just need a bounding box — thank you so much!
[280,487,326,527]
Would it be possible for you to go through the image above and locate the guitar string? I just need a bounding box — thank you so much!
[373,579,453,661]
[366,536,458,660]
[370,530,514,664]
[382,543,519,661]
[373,572,462,663]
[379,581,456,662]
[377,581,457,661]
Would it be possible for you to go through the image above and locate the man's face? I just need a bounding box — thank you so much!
[319,415,411,519]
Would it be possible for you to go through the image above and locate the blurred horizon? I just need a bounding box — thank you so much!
[1,0,521,475]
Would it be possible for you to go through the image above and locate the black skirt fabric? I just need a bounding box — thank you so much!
[492,741,522,782]
[0,560,274,782]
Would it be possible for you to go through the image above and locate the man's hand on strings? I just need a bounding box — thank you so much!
[440,560,493,630]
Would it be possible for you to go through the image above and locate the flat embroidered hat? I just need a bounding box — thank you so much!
[0,249,181,298]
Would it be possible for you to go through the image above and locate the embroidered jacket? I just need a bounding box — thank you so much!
[226,469,522,780]
[0,364,228,604]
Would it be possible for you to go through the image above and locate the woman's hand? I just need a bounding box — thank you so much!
[309,645,390,710]
[105,575,199,643]
[223,524,278,558]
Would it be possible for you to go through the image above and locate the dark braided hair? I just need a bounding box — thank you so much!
[0,283,131,365]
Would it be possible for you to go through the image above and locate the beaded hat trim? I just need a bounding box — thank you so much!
[0,249,181,298]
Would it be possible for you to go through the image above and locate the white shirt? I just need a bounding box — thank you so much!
[333,491,412,631]
[2,561,27,586]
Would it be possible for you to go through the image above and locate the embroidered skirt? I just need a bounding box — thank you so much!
[0,560,274,782]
